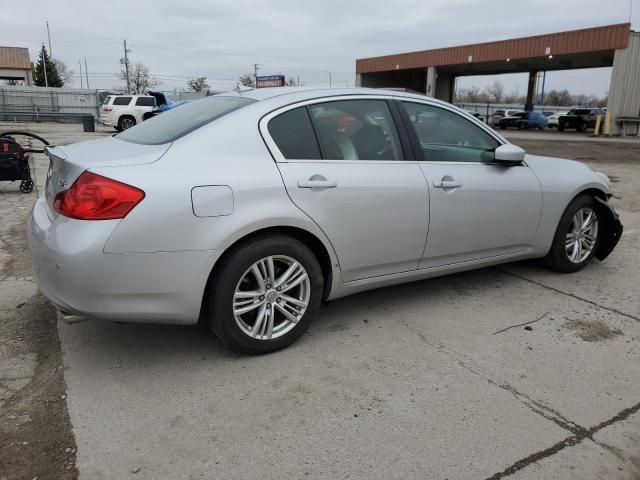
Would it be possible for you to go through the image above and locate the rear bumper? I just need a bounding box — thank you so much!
[28,197,218,325]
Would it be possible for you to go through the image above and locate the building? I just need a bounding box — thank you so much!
[0,47,33,86]
[356,24,640,134]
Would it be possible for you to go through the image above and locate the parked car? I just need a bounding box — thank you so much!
[498,111,548,130]
[490,109,523,126]
[99,94,156,131]
[29,88,622,354]
[558,108,605,132]
[546,112,567,129]
[142,91,188,121]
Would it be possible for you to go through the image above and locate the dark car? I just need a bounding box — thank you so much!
[498,111,548,130]
[558,108,605,132]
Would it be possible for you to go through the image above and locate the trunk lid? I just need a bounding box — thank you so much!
[44,137,170,218]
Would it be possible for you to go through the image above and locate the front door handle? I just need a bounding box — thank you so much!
[297,180,337,189]
[433,179,462,189]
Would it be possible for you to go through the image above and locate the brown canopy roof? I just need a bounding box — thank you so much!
[0,46,32,70]
[357,23,631,74]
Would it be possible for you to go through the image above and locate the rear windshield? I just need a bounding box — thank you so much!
[117,95,257,145]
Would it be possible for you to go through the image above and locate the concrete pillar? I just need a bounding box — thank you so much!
[607,32,640,135]
[524,71,538,111]
[355,73,362,87]
[425,66,436,97]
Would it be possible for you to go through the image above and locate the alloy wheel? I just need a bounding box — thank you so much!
[565,207,598,263]
[233,255,310,340]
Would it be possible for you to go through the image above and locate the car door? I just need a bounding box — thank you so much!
[133,96,156,123]
[398,101,543,269]
[263,97,429,282]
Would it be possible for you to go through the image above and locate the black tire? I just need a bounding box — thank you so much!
[206,234,323,354]
[518,122,526,130]
[576,121,585,132]
[544,195,602,273]
[117,115,136,131]
[558,122,565,131]
[19,179,33,193]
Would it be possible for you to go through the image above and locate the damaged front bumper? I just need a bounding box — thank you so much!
[595,196,623,261]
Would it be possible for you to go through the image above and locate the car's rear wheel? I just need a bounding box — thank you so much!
[544,195,601,273]
[558,122,565,131]
[207,235,323,354]
[118,115,136,131]
[576,121,585,132]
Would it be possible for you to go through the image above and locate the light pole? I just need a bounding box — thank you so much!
[324,71,332,87]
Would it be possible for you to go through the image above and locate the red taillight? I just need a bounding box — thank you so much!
[103,107,112,112]
[53,171,145,220]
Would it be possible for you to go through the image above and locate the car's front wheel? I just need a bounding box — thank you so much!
[544,195,601,273]
[206,235,323,354]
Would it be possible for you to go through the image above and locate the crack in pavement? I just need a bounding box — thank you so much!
[495,268,640,323]
[485,400,640,479]
[397,319,585,436]
[397,318,640,478]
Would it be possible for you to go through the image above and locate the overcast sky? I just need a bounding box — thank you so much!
[0,0,637,95]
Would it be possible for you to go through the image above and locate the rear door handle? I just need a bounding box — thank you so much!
[433,180,462,189]
[297,180,337,188]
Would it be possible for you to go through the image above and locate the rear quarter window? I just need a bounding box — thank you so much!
[135,97,155,107]
[117,95,256,145]
[268,107,321,159]
[113,96,133,106]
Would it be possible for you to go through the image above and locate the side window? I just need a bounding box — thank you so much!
[308,100,403,161]
[268,107,321,160]
[135,97,155,107]
[402,102,499,163]
[112,96,132,106]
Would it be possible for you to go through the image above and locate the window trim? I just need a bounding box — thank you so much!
[397,99,506,163]
[259,94,421,163]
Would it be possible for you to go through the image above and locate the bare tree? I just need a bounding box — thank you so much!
[485,80,505,103]
[119,62,159,94]
[51,59,73,86]
[238,74,255,87]
[187,76,210,92]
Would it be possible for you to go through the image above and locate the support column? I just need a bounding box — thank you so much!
[425,66,436,97]
[355,73,362,87]
[524,71,538,111]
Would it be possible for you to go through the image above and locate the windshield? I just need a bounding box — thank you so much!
[117,95,257,145]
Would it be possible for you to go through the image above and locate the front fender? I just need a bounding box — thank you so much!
[594,197,623,261]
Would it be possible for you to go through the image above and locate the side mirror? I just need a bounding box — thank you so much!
[494,144,526,165]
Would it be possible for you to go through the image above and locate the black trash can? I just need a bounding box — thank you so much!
[82,115,95,133]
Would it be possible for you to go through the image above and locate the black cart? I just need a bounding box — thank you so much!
[0,131,50,193]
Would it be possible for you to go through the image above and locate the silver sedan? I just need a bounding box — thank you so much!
[28,88,623,354]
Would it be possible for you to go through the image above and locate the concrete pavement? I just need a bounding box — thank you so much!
[4,122,640,479]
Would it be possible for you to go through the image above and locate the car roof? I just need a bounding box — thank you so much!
[216,86,455,108]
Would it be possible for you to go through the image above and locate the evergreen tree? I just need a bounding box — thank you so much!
[33,45,63,87]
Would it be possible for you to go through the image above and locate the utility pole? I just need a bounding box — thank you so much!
[297,75,300,86]
[46,21,52,57]
[121,39,131,93]
[84,57,90,89]
[78,60,83,88]
[253,63,260,86]
[42,44,48,87]
[324,71,332,87]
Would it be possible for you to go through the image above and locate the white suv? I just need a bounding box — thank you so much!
[99,94,156,131]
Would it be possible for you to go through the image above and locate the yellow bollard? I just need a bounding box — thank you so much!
[594,115,602,136]
[604,111,612,136]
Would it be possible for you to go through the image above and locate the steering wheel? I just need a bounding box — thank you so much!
[0,131,50,153]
